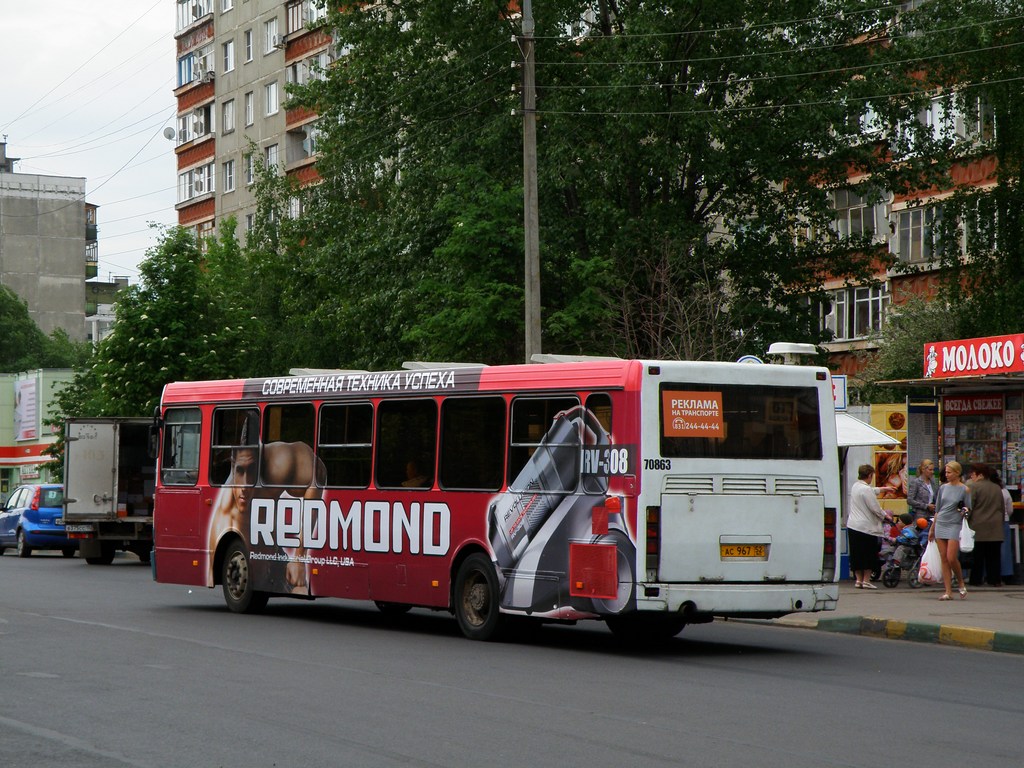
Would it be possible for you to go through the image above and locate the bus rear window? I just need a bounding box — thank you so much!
[659,383,822,460]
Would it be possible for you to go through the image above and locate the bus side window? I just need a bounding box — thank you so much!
[439,397,505,491]
[262,403,317,488]
[508,396,579,487]
[376,400,437,489]
[209,407,259,486]
[160,408,202,486]
[318,403,373,488]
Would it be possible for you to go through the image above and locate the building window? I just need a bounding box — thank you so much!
[195,44,214,80]
[894,206,942,264]
[223,160,235,193]
[824,285,889,342]
[222,0,233,11]
[198,220,215,252]
[832,189,885,241]
[265,143,279,174]
[244,91,254,126]
[264,18,279,54]
[177,163,215,203]
[223,40,234,73]
[308,51,329,81]
[245,154,255,186]
[177,0,212,31]
[286,60,305,86]
[222,99,235,133]
[244,29,253,62]
[176,114,193,145]
[265,81,279,116]
[192,103,213,138]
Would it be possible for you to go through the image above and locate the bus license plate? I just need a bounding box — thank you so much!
[720,543,767,560]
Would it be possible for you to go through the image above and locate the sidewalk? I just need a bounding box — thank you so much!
[773,580,1024,655]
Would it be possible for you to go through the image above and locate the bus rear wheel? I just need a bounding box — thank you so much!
[454,553,505,641]
[222,541,269,614]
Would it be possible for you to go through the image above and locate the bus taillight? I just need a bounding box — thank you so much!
[822,506,837,580]
[645,505,660,577]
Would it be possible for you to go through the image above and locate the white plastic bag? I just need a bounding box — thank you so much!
[959,518,975,553]
[919,540,942,584]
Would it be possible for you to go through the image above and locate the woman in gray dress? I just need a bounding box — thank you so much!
[928,461,970,600]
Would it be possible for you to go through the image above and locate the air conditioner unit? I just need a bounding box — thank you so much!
[193,118,206,135]
[194,178,205,194]
[273,34,285,49]
[203,70,215,83]
[178,128,189,143]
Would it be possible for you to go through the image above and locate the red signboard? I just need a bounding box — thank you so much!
[943,395,1004,415]
[924,333,1024,379]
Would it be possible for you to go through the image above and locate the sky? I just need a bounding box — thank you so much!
[1,0,177,284]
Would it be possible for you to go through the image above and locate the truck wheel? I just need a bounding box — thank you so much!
[222,541,269,614]
[17,530,32,558]
[454,553,505,641]
[85,543,115,565]
[61,547,76,558]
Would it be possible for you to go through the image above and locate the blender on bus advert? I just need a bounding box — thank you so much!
[487,404,637,619]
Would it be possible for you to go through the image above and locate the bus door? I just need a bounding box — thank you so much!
[154,407,207,583]
[651,379,829,584]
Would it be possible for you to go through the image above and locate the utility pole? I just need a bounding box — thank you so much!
[521,0,541,363]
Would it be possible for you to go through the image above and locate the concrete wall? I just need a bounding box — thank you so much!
[0,173,87,341]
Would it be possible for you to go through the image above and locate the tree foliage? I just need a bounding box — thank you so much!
[0,286,89,372]
[55,227,256,417]
[282,0,985,366]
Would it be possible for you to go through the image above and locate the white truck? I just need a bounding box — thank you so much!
[63,417,156,565]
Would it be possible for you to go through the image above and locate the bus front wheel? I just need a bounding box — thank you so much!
[454,554,505,641]
[222,542,269,614]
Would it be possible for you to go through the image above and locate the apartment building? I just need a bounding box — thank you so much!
[820,93,996,379]
[0,142,93,342]
[173,0,329,242]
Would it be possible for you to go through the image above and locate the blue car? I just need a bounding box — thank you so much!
[0,484,75,558]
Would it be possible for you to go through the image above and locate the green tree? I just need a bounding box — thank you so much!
[285,1,970,365]
[857,297,960,403]
[57,227,255,417]
[0,286,88,371]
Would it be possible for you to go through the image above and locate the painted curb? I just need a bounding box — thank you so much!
[809,615,1024,655]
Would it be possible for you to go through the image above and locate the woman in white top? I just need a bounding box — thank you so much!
[847,464,893,589]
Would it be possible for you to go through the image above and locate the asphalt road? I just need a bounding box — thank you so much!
[2,552,1022,768]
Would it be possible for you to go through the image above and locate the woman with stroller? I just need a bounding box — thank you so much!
[848,464,893,589]
[928,460,971,600]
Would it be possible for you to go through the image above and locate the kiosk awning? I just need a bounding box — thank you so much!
[835,412,900,448]
[876,373,1024,393]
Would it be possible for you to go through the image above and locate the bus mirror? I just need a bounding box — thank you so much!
[148,423,160,460]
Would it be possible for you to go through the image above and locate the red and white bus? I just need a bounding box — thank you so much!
[152,358,840,641]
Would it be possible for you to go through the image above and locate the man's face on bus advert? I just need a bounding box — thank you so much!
[231,449,257,513]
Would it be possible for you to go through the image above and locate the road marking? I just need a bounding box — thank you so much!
[0,715,154,768]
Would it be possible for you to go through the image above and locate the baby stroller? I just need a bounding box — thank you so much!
[881,517,929,589]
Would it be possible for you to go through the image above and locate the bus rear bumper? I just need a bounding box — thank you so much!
[636,582,839,619]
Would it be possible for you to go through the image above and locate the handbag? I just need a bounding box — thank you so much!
[959,518,976,553]
[919,540,942,584]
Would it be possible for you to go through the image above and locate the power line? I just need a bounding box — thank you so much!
[0,0,164,134]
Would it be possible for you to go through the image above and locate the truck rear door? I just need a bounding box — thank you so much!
[64,420,119,523]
